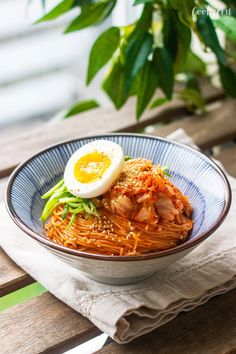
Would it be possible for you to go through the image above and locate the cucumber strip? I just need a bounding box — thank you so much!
[41,179,64,199]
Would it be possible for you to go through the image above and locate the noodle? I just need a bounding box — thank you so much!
[45,205,193,256]
[43,158,193,256]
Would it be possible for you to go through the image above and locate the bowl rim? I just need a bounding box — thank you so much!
[5,133,232,262]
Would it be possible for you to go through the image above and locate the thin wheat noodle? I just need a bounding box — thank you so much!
[45,205,193,256]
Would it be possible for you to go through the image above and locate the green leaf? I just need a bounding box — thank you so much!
[185,51,206,76]
[163,9,178,60]
[128,4,153,41]
[163,10,191,72]
[179,88,206,110]
[185,75,200,92]
[176,50,206,76]
[64,100,100,118]
[64,0,116,33]
[136,61,158,119]
[196,11,226,65]
[87,27,120,85]
[124,4,153,90]
[169,0,194,13]
[128,70,141,97]
[124,33,153,92]
[214,15,236,44]
[219,64,236,98]
[169,0,195,26]
[172,10,191,73]
[103,60,127,109]
[153,47,174,100]
[150,97,168,109]
[133,0,154,5]
[35,0,74,23]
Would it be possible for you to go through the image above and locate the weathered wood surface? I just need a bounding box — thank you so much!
[0,83,223,178]
[153,99,236,150]
[0,90,235,354]
[0,249,34,297]
[216,145,236,177]
[0,292,101,354]
[96,289,236,354]
[0,178,34,296]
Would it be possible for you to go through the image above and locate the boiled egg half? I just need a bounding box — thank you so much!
[64,140,124,198]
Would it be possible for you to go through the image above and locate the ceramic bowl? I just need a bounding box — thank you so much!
[6,134,231,285]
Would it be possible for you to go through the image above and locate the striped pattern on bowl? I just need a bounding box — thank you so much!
[5,134,231,284]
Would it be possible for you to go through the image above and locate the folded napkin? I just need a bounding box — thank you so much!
[1,130,236,344]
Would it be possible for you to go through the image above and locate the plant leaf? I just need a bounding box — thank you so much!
[103,60,127,109]
[179,88,206,111]
[150,97,168,109]
[169,0,195,14]
[124,33,153,92]
[219,64,236,98]
[163,9,178,61]
[185,75,200,92]
[128,4,153,41]
[169,0,195,26]
[214,15,236,44]
[64,100,100,118]
[35,0,74,23]
[196,11,226,65]
[128,70,141,97]
[87,27,120,85]
[64,0,116,33]
[185,51,206,75]
[153,47,174,100]
[136,61,158,119]
[163,10,191,71]
[172,10,191,73]
[133,0,154,5]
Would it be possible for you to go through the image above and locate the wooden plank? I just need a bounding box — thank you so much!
[0,292,101,354]
[0,178,33,296]
[215,145,236,178]
[0,83,223,178]
[96,288,236,354]
[0,249,34,297]
[0,177,33,296]
[151,99,236,150]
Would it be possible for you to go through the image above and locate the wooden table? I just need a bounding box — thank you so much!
[0,83,236,354]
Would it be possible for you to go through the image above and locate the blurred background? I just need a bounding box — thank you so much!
[0,0,142,137]
[0,0,225,138]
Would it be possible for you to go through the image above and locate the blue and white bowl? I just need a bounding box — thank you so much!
[6,134,231,285]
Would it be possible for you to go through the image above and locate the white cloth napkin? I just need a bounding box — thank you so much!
[1,130,236,343]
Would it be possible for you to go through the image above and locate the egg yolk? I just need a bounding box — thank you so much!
[74,151,111,183]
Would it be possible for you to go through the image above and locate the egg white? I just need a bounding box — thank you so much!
[64,140,124,198]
